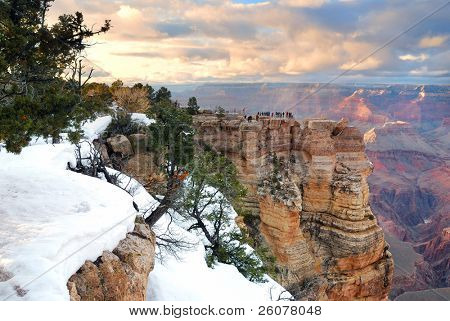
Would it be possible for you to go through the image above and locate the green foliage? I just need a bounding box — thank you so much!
[178,151,267,283]
[110,79,124,92]
[270,153,282,194]
[186,96,200,115]
[146,99,194,176]
[144,84,156,104]
[237,209,278,280]
[215,106,226,118]
[154,87,172,104]
[186,151,246,201]
[0,80,104,152]
[83,82,113,104]
[252,244,278,281]
[144,97,194,227]
[103,112,145,138]
[206,231,268,283]
[0,0,110,153]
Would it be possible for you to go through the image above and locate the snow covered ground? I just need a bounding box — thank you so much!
[148,245,287,301]
[0,143,136,300]
[0,113,288,301]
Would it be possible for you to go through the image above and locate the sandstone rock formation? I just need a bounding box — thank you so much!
[93,140,111,165]
[179,84,449,297]
[193,113,393,300]
[67,218,155,301]
[106,134,134,157]
[99,133,161,191]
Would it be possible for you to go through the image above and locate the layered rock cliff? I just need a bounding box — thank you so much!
[67,217,155,301]
[193,113,394,300]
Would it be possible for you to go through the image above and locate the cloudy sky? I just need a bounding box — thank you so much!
[49,0,450,85]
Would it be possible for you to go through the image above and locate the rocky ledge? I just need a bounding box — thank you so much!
[193,113,394,300]
[67,217,155,301]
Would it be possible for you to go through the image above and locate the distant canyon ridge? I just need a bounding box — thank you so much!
[174,83,450,300]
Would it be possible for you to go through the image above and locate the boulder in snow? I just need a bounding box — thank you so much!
[93,140,110,164]
[107,135,134,157]
[68,219,155,301]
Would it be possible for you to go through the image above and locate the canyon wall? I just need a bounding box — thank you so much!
[365,121,450,295]
[194,113,393,300]
[67,217,155,301]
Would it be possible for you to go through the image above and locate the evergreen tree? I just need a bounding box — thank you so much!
[103,111,144,138]
[144,84,156,104]
[154,86,171,104]
[186,96,200,115]
[83,82,113,105]
[144,99,194,227]
[176,151,267,282]
[0,0,110,153]
[110,79,124,92]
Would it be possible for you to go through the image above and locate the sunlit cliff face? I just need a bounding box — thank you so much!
[49,0,449,84]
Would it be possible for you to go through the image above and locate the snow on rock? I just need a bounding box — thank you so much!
[0,143,136,300]
[82,115,112,140]
[131,113,155,126]
[81,113,153,141]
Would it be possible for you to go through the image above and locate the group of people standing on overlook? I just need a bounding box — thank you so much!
[258,111,294,118]
[229,108,295,122]
[250,111,294,122]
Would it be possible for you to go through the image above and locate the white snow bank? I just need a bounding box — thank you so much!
[0,143,136,301]
[131,113,155,126]
[82,115,112,140]
[147,236,289,301]
[81,113,154,141]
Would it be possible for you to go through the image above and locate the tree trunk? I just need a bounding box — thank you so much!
[145,179,179,227]
[52,135,60,144]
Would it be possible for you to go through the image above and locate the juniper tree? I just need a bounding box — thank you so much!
[154,86,171,104]
[186,96,199,115]
[110,79,123,92]
[144,98,194,227]
[103,112,145,138]
[83,82,113,105]
[0,0,110,152]
[176,151,267,282]
[145,85,156,104]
